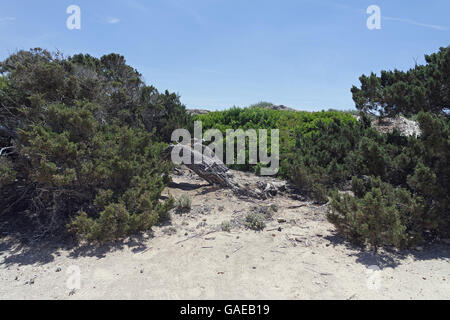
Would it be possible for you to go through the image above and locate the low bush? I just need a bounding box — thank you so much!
[220,221,231,232]
[175,194,192,212]
[328,177,425,250]
[244,212,266,231]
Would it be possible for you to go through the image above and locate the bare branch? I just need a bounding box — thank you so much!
[0,146,14,156]
[166,143,262,199]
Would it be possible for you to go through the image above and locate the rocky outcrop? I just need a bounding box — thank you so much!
[263,104,297,112]
[371,116,421,137]
[187,109,210,115]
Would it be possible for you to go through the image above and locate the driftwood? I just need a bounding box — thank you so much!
[166,142,262,199]
[0,146,14,156]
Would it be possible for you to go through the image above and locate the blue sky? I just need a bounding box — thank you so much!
[0,0,448,111]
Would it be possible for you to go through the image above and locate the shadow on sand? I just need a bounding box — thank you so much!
[1,210,449,270]
[324,233,450,269]
[0,211,157,268]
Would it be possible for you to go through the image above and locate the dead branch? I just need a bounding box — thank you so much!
[166,143,263,199]
[0,146,14,156]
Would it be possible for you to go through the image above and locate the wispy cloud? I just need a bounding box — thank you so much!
[0,17,15,23]
[383,16,448,31]
[316,1,448,31]
[107,17,120,24]
[127,0,148,12]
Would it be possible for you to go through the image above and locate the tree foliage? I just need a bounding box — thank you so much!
[0,48,189,241]
[351,46,449,117]
[195,106,356,174]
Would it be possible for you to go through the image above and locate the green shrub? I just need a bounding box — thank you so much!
[70,200,174,242]
[175,194,192,212]
[328,177,426,250]
[195,106,357,175]
[351,176,367,198]
[0,49,188,241]
[220,221,231,232]
[18,112,174,240]
[327,112,449,248]
[284,115,369,195]
[244,213,266,231]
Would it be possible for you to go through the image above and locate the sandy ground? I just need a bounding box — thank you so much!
[0,170,449,300]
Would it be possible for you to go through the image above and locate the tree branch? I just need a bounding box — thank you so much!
[0,146,14,156]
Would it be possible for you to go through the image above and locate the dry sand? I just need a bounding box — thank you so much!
[0,170,449,299]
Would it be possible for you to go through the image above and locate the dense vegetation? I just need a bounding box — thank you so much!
[1,47,448,250]
[196,47,449,250]
[197,105,449,250]
[195,106,356,174]
[0,48,191,241]
[327,112,449,249]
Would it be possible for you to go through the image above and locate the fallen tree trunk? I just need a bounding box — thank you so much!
[166,143,262,199]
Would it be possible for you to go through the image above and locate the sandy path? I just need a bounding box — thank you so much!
[0,170,449,299]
